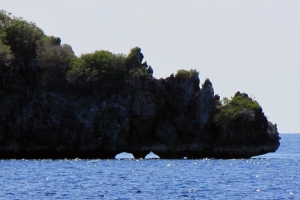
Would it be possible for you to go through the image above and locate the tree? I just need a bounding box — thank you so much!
[0,40,13,69]
[125,47,143,70]
[175,69,199,80]
[0,17,44,54]
[67,50,127,85]
[214,92,260,127]
[0,10,44,70]
[0,40,14,89]
[37,41,75,83]
[0,10,11,29]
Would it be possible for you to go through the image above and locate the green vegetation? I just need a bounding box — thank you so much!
[214,92,260,126]
[175,69,198,80]
[37,42,75,82]
[66,45,155,87]
[0,40,13,68]
[0,10,44,61]
[129,66,149,79]
[125,47,143,69]
[125,47,153,79]
[67,50,120,83]
[0,10,155,91]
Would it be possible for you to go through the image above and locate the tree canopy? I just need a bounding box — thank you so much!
[0,10,44,62]
[0,10,200,90]
[214,92,261,127]
[175,69,199,80]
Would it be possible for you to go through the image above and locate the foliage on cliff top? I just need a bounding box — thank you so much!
[0,11,150,88]
[66,46,154,87]
[0,9,73,84]
[0,9,203,93]
[175,69,199,80]
[0,10,44,59]
[0,40,13,68]
[214,92,261,127]
[67,50,127,84]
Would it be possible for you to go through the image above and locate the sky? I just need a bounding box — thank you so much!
[1,0,299,133]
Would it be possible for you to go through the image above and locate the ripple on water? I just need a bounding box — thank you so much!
[0,134,299,199]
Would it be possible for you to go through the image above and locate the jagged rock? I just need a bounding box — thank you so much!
[0,10,280,159]
[0,72,280,159]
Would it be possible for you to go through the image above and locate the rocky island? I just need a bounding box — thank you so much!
[0,10,280,159]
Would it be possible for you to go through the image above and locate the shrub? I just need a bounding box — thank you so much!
[37,41,75,83]
[130,66,148,79]
[66,57,85,83]
[0,10,11,29]
[214,92,260,126]
[67,51,127,85]
[0,40,13,68]
[175,69,198,80]
[75,50,114,82]
[125,47,143,70]
[124,47,153,80]
[0,12,44,57]
[0,40,14,89]
[106,53,127,83]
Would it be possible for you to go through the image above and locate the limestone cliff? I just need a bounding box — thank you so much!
[0,52,280,159]
[0,10,280,159]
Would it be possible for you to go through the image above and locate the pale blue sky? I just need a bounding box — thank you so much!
[1,0,299,133]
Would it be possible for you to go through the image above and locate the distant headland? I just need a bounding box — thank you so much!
[0,10,280,159]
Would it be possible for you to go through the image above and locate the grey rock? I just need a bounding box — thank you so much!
[0,71,280,159]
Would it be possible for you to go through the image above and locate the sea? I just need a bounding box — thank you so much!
[0,133,299,200]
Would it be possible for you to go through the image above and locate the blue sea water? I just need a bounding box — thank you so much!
[0,134,299,199]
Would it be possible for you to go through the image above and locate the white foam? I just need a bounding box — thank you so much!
[115,152,134,159]
[145,152,160,159]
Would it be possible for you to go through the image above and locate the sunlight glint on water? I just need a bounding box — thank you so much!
[0,134,298,199]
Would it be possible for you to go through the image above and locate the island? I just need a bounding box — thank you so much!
[0,10,280,159]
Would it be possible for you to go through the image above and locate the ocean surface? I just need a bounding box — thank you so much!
[0,134,299,200]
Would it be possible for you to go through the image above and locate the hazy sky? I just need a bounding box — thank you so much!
[1,0,299,133]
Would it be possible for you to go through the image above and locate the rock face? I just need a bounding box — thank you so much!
[0,10,280,159]
[0,67,280,159]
